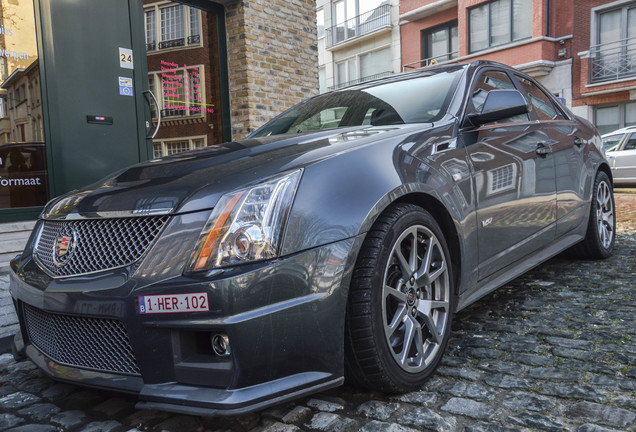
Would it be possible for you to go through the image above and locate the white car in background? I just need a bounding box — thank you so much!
[602,127,636,185]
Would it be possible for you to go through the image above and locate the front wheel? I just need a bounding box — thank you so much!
[345,204,454,392]
[572,170,615,259]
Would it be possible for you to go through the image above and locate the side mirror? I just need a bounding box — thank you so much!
[465,89,530,127]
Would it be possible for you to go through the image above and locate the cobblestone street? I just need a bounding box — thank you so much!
[0,192,634,432]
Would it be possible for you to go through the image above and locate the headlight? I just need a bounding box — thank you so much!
[188,169,302,271]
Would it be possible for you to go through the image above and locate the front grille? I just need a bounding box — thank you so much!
[23,304,141,375]
[34,216,169,277]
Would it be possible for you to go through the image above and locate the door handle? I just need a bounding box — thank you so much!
[536,143,552,156]
[143,90,161,139]
[574,137,584,147]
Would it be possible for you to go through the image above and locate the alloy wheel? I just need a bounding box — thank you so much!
[382,225,450,373]
[596,179,614,249]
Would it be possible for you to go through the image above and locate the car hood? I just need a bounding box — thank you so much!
[42,124,432,219]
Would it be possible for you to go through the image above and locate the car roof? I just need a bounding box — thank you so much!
[601,126,636,137]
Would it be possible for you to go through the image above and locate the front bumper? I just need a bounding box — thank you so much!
[10,236,359,415]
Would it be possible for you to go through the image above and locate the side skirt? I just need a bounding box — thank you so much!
[456,232,584,312]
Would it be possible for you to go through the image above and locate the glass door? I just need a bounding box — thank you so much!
[142,0,227,157]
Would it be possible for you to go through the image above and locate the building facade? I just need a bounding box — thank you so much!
[316,0,402,92]
[400,0,575,108]
[572,0,636,134]
[0,0,319,266]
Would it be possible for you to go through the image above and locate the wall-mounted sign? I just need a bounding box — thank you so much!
[119,47,133,69]
[119,76,133,96]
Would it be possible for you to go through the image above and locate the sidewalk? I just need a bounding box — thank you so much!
[0,268,17,353]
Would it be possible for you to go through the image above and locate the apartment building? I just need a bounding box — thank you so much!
[316,0,402,92]
[399,0,574,107]
[572,0,636,134]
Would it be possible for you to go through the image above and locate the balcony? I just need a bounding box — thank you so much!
[326,4,391,49]
[589,37,636,83]
[402,52,459,72]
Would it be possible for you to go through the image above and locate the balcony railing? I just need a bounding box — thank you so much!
[590,36,636,83]
[328,71,392,91]
[402,51,459,72]
[326,4,391,48]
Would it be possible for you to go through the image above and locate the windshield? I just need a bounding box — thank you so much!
[251,67,465,138]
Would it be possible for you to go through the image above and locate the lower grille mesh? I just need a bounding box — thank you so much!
[23,304,141,375]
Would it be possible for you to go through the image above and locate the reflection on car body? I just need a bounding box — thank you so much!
[9,61,615,416]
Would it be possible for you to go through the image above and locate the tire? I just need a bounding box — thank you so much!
[571,171,616,259]
[345,203,454,393]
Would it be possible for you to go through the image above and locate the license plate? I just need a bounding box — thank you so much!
[138,293,209,314]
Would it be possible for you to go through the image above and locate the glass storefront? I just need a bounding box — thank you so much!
[0,0,48,210]
[143,0,224,157]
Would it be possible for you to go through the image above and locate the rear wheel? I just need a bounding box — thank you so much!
[345,204,454,392]
[572,170,615,259]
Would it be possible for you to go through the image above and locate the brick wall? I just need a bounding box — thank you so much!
[226,0,319,140]
[572,0,636,108]
[400,7,458,67]
[401,0,573,71]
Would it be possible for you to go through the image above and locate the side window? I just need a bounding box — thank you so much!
[470,70,528,123]
[515,75,562,121]
[625,134,636,151]
[602,134,623,151]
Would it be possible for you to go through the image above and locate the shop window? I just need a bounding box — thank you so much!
[145,3,201,51]
[469,0,532,53]
[144,1,224,159]
[148,64,206,119]
[0,0,49,210]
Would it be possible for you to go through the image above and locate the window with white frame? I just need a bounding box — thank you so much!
[591,2,636,82]
[148,65,206,118]
[336,58,358,87]
[469,0,532,53]
[317,8,325,39]
[153,137,207,158]
[145,3,201,51]
[335,47,391,88]
[319,67,326,93]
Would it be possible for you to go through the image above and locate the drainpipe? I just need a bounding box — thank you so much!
[546,0,551,37]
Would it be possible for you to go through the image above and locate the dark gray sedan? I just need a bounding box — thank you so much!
[9,60,615,416]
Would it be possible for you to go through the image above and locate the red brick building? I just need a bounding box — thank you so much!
[399,0,628,129]
[572,0,636,134]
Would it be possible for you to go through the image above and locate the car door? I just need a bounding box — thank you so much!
[461,68,557,280]
[609,133,636,182]
[513,74,588,237]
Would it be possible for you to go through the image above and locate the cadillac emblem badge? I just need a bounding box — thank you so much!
[53,228,76,267]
